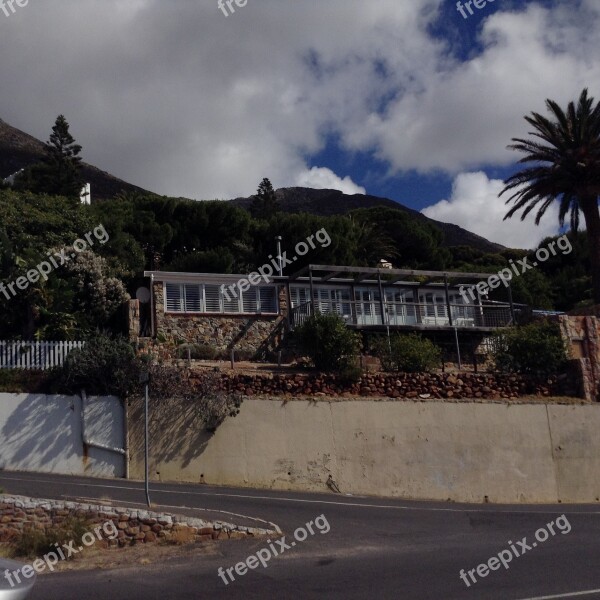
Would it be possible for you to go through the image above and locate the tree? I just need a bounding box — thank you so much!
[501,89,600,302]
[16,115,83,198]
[251,178,280,219]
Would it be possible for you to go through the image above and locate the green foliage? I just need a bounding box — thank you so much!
[492,320,568,376]
[148,366,242,432]
[164,247,235,273]
[374,333,441,373]
[15,115,83,199]
[0,370,51,393]
[350,207,450,269]
[51,335,140,397]
[12,517,89,559]
[251,178,280,220]
[296,312,361,372]
[176,343,217,360]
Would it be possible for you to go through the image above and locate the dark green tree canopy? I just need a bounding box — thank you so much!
[251,178,280,219]
[15,115,84,199]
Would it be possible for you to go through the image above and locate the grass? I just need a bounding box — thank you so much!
[11,517,89,559]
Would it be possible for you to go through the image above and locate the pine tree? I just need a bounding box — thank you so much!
[250,178,280,219]
[16,115,83,198]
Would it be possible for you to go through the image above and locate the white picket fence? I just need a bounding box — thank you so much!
[0,340,85,370]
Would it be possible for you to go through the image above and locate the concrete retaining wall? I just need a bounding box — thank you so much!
[0,393,125,478]
[129,397,600,504]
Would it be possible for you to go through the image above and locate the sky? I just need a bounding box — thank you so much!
[0,0,598,249]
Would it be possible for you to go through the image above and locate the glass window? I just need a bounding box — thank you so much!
[165,283,183,312]
[184,284,202,312]
[204,284,222,313]
[259,286,277,313]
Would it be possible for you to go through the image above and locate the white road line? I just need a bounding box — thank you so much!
[515,589,600,599]
[2,474,600,515]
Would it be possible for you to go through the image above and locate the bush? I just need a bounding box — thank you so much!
[50,334,141,397]
[12,517,89,559]
[374,333,441,373]
[492,320,568,376]
[0,370,52,393]
[176,343,217,360]
[295,313,361,372]
[148,366,242,432]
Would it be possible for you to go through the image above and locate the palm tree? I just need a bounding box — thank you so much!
[501,89,600,302]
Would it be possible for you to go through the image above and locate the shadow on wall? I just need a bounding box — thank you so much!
[128,394,214,475]
[0,394,79,471]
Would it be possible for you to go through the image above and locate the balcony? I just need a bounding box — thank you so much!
[290,300,514,331]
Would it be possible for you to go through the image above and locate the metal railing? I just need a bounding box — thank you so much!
[290,300,513,329]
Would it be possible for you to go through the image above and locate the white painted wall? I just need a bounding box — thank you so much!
[0,393,124,477]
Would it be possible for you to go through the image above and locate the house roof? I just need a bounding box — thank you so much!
[145,264,502,289]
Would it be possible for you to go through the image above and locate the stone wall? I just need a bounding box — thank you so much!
[0,495,273,547]
[557,314,600,401]
[152,282,286,356]
[188,369,580,400]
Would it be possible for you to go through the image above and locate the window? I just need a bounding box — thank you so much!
[204,285,222,313]
[165,283,183,312]
[259,286,277,313]
[163,282,278,314]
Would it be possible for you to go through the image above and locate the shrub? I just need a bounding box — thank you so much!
[50,334,141,397]
[12,517,89,559]
[176,343,217,360]
[492,320,568,376]
[148,366,242,432]
[295,313,361,372]
[232,348,255,362]
[375,333,441,373]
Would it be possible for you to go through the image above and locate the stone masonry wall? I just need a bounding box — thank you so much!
[557,314,600,401]
[152,282,286,355]
[0,496,274,547]
[188,369,581,400]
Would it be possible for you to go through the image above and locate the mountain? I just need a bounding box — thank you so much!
[0,118,151,200]
[0,118,503,253]
[232,187,504,253]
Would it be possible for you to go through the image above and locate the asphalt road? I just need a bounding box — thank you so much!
[1,471,600,600]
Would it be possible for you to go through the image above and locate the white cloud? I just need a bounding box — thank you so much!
[294,167,365,195]
[0,1,598,200]
[421,172,560,249]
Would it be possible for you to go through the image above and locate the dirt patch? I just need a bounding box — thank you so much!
[1,538,221,575]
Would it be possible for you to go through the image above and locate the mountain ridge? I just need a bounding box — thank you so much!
[232,187,504,253]
[0,117,504,253]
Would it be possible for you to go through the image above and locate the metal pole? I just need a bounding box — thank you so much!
[377,272,391,352]
[275,236,283,276]
[444,275,453,326]
[144,382,150,507]
[453,326,462,370]
[507,283,516,324]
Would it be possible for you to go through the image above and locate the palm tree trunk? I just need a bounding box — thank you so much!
[580,197,600,304]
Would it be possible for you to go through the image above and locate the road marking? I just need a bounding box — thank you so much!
[2,474,600,515]
[515,589,600,599]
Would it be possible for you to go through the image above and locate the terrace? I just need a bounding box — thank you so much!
[288,264,519,332]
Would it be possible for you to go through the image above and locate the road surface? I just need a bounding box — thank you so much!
[1,471,599,600]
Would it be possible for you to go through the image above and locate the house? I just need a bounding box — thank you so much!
[141,264,519,357]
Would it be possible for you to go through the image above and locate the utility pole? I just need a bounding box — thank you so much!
[139,370,151,507]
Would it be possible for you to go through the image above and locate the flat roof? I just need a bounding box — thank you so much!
[145,264,499,287]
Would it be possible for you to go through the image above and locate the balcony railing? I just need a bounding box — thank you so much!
[290,300,514,330]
